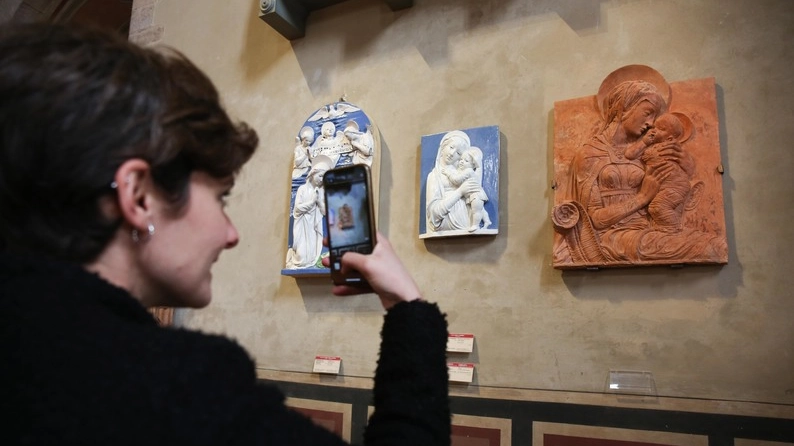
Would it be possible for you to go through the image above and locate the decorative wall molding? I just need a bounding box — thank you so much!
[258,369,794,445]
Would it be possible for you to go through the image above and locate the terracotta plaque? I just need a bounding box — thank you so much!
[552,65,728,270]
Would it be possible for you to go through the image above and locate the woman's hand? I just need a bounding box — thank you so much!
[321,233,422,310]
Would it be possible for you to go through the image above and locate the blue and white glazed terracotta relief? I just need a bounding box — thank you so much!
[420,125,500,239]
[282,102,378,277]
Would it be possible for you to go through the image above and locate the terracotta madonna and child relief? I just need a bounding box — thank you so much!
[283,102,378,275]
[551,65,728,269]
[419,125,500,239]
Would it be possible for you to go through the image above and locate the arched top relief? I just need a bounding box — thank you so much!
[282,101,380,277]
[258,0,413,40]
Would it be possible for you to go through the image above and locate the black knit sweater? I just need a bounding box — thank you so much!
[0,252,450,445]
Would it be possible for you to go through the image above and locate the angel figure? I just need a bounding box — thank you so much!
[310,121,350,166]
[343,120,374,166]
[291,126,314,179]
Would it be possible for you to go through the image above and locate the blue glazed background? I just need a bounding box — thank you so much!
[284,102,373,275]
[419,125,500,236]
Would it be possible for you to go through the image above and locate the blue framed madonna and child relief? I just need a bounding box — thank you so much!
[282,102,379,277]
[419,125,500,239]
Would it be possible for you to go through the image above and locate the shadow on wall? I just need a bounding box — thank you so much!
[235,0,747,302]
[713,83,740,299]
[240,0,617,96]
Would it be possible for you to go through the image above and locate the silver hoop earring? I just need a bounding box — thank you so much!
[131,223,155,243]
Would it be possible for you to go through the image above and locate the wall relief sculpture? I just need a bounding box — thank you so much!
[282,101,379,277]
[419,125,500,239]
[551,65,728,269]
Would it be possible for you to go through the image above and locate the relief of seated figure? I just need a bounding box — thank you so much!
[552,69,727,268]
[337,203,354,230]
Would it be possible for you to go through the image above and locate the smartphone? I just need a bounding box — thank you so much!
[323,164,376,286]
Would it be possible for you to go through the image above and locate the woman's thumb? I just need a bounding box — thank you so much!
[340,251,366,274]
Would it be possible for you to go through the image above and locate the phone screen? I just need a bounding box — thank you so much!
[323,165,375,285]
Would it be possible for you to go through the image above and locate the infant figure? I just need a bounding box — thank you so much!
[442,147,491,232]
[625,112,693,232]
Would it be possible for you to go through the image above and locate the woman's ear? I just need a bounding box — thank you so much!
[113,159,154,231]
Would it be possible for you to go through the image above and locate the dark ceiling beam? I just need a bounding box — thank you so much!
[382,0,412,10]
[259,0,309,40]
[259,0,413,41]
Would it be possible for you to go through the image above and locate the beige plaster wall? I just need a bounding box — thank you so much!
[140,0,794,406]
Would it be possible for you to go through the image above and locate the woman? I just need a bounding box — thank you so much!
[564,80,669,261]
[286,155,331,269]
[0,23,450,445]
[425,130,482,233]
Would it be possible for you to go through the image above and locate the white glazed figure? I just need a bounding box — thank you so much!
[443,146,491,232]
[291,126,314,179]
[285,155,333,268]
[343,120,374,167]
[310,122,347,166]
[425,131,478,233]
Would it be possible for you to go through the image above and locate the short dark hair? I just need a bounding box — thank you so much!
[0,23,258,262]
